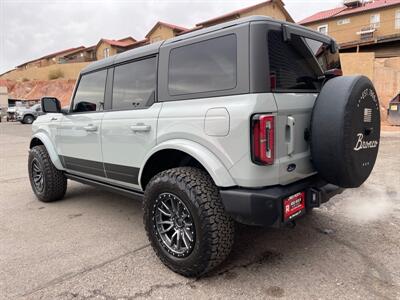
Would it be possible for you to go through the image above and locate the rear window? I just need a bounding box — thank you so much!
[268,30,340,92]
[168,34,237,95]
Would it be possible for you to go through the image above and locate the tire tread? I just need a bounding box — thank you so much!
[29,145,67,202]
[143,167,234,277]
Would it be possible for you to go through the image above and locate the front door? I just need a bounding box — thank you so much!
[57,69,108,178]
[101,56,160,190]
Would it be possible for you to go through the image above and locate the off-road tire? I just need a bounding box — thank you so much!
[143,167,234,277]
[28,145,67,202]
[23,115,34,124]
[311,75,380,188]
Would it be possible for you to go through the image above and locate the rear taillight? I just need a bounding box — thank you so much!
[251,114,275,165]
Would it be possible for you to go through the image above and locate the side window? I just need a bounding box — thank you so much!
[73,70,107,113]
[370,14,380,28]
[268,30,320,91]
[112,57,157,110]
[168,34,237,95]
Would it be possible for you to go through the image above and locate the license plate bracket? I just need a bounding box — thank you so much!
[283,192,306,222]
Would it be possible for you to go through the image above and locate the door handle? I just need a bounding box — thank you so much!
[50,117,58,121]
[130,124,151,132]
[84,124,98,132]
[286,116,295,155]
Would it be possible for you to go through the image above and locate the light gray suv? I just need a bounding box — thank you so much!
[28,16,381,277]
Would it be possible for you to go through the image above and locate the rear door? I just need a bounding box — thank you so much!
[267,26,341,184]
[101,56,161,190]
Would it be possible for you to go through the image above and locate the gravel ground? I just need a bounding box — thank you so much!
[0,122,399,300]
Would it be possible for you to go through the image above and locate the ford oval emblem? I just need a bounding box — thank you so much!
[287,164,296,172]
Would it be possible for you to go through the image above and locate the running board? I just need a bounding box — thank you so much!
[65,173,144,201]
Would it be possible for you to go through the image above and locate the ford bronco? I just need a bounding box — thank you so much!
[28,16,381,277]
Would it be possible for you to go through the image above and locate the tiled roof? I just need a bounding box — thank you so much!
[299,0,400,25]
[100,37,137,47]
[145,21,188,38]
[40,46,86,59]
[16,46,85,67]
[196,0,293,26]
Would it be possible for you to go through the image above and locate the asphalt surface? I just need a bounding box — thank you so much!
[0,121,399,300]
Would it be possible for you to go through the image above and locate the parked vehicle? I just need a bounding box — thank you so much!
[6,106,17,122]
[28,16,381,277]
[16,104,43,124]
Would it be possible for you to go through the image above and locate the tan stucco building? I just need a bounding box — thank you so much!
[196,0,293,28]
[95,37,138,60]
[146,22,188,43]
[6,0,295,76]
[299,0,400,57]
[17,46,87,70]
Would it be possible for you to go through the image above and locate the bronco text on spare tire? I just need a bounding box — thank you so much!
[28,16,381,277]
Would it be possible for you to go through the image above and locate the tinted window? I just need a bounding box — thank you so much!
[73,70,107,112]
[168,35,237,95]
[112,57,157,110]
[268,30,321,91]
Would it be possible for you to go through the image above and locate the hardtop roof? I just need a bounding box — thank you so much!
[81,16,333,74]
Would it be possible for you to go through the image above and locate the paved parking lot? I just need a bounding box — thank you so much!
[0,122,399,300]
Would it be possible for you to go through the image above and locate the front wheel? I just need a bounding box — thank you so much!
[143,167,234,277]
[23,115,34,124]
[28,145,67,202]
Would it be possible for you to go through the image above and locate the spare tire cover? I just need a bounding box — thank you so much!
[311,75,380,188]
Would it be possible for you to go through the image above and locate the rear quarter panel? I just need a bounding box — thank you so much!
[157,94,279,188]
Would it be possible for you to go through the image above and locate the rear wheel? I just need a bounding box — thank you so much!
[143,167,234,277]
[28,145,67,202]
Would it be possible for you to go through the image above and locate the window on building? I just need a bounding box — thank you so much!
[73,70,107,112]
[337,18,350,25]
[317,24,328,35]
[103,48,110,58]
[168,34,237,95]
[370,14,380,28]
[112,57,157,110]
[396,10,400,29]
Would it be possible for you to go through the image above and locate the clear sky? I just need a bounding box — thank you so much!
[0,0,343,74]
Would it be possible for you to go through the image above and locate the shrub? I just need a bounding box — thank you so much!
[22,77,29,82]
[48,69,64,80]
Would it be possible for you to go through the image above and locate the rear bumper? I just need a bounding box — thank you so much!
[220,176,343,227]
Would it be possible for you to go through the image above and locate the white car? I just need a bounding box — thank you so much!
[28,16,381,277]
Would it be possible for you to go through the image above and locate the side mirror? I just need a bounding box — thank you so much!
[41,97,61,113]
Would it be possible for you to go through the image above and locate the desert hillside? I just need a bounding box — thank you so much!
[0,79,76,107]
